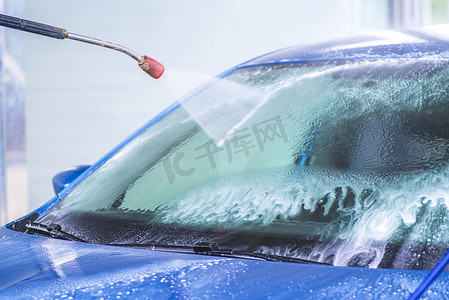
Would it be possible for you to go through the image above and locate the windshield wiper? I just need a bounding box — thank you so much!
[25,222,87,243]
[107,241,333,266]
[192,242,333,265]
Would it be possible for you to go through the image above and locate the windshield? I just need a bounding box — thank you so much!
[38,58,449,270]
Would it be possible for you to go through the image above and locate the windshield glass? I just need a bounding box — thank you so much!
[39,58,449,270]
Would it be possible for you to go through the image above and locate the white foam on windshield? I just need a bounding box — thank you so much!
[160,165,449,268]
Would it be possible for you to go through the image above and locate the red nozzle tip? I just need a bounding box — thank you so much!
[139,56,165,79]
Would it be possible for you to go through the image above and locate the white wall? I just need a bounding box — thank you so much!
[23,0,389,210]
[1,0,27,224]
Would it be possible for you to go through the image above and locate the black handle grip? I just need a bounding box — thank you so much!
[0,14,67,39]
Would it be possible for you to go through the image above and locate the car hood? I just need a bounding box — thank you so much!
[0,226,446,299]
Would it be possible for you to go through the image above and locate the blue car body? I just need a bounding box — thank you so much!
[3,28,449,299]
[0,226,442,299]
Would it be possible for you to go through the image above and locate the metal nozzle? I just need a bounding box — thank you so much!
[67,33,165,79]
[0,14,165,79]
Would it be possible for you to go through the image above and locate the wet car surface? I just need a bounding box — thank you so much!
[4,27,449,298]
[0,226,442,299]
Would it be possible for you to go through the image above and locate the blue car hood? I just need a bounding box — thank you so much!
[0,227,447,299]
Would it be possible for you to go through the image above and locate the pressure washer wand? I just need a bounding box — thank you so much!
[0,14,164,79]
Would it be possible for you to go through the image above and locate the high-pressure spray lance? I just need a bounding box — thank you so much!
[0,14,165,79]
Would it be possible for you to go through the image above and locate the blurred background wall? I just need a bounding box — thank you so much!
[0,0,26,225]
[1,0,449,223]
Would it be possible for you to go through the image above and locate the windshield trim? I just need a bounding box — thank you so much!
[236,55,449,71]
